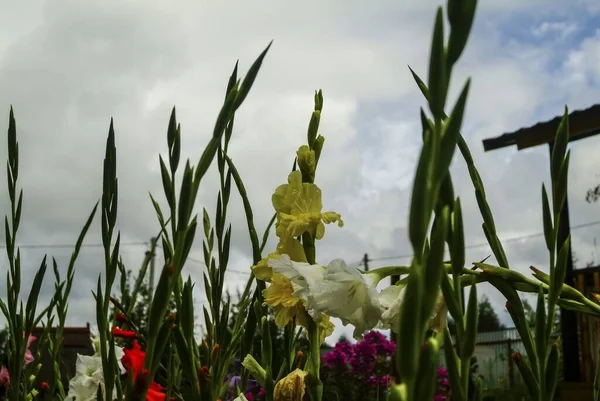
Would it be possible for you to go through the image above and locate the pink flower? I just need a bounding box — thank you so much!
[244,392,256,401]
[380,375,392,389]
[24,334,36,365]
[0,365,9,387]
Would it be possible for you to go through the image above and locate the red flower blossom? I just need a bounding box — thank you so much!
[41,381,49,391]
[121,341,169,401]
[112,327,137,339]
[115,313,128,324]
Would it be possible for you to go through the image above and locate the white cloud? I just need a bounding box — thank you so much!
[0,0,599,342]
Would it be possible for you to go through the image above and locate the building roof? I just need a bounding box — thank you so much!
[482,104,600,152]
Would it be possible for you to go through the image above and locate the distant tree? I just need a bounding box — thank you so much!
[0,326,7,363]
[115,268,177,337]
[337,334,350,343]
[477,295,505,332]
[522,298,560,334]
[586,185,600,204]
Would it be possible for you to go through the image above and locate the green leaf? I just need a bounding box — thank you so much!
[414,337,440,401]
[534,286,546,369]
[409,129,435,257]
[541,184,554,254]
[172,328,201,401]
[513,354,540,399]
[440,273,464,334]
[260,213,277,254]
[234,41,273,111]
[545,342,560,399]
[461,283,478,359]
[443,328,466,400]
[554,151,570,216]
[550,106,569,182]
[396,266,424,380]
[177,161,194,232]
[427,7,448,119]
[25,256,48,327]
[450,198,465,276]
[423,207,449,318]
[181,278,195,343]
[446,0,478,67]
[160,155,175,211]
[167,106,177,147]
[489,277,538,374]
[224,154,261,264]
[439,79,470,174]
[551,237,570,305]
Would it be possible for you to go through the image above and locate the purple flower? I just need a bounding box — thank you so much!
[380,375,392,389]
[349,341,377,374]
[229,375,242,392]
[322,349,349,369]
[369,375,379,389]
[364,330,386,344]
[437,366,448,378]
[258,387,266,397]
[245,392,256,401]
[433,395,447,401]
[441,378,449,387]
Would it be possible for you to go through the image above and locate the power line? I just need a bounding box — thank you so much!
[0,242,147,249]
[359,219,600,265]
[184,255,252,276]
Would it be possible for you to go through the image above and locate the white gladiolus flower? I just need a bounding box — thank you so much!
[64,343,124,401]
[377,285,406,330]
[268,254,326,319]
[309,258,383,339]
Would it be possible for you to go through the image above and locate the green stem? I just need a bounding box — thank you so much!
[306,319,323,401]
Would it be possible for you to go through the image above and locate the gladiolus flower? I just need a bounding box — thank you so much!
[0,365,9,387]
[115,313,128,323]
[273,369,307,401]
[112,327,137,339]
[272,171,343,240]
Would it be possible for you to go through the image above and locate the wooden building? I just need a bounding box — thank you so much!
[30,324,95,396]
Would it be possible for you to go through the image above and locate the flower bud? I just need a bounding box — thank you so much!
[210,344,220,363]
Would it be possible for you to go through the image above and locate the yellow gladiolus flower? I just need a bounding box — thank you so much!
[273,369,308,401]
[251,237,308,282]
[271,171,343,240]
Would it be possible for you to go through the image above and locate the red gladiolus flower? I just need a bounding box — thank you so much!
[121,341,170,401]
[122,341,146,377]
[115,313,128,324]
[112,327,137,339]
[41,381,49,391]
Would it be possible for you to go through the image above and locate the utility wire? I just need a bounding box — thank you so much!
[354,219,600,266]
[0,242,147,249]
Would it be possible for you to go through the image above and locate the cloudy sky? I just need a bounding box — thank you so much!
[1,0,600,343]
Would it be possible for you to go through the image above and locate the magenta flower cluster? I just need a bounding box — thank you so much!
[321,331,450,400]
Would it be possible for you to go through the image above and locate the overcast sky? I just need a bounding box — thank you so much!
[1,0,600,344]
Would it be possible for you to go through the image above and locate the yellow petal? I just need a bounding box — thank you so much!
[251,252,281,281]
[275,238,307,263]
[263,274,299,309]
[272,184,290,213]
[320,315,335,343]
[274,369,308,401]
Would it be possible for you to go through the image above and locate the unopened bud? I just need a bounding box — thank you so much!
[210,344,219,362]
